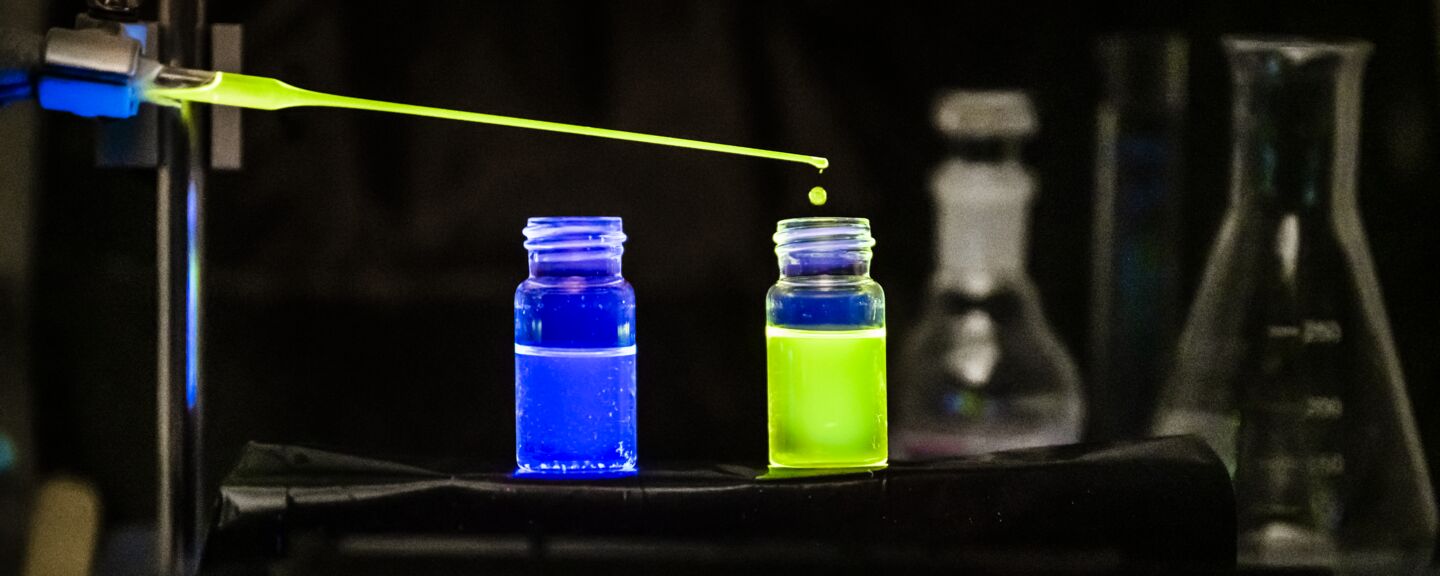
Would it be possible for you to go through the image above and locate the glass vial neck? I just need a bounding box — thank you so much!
[1225,37,1370,212]
[523,217,626,278]
[774,217,875,279]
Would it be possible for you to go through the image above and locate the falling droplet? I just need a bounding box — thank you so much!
[808,186,828,206]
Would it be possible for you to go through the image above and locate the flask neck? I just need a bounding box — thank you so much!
[945,140,1024,163]
[1226,38,1370,213]
[523,217,626,279]
[774,218,875,279]
[930,159,1033,295]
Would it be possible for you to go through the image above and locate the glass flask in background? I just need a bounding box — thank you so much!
[766,217,888,469]
[514,217,638,477]
[1152,38,1436,573]
[895,91,1084,458]
[1089,35,1188,441]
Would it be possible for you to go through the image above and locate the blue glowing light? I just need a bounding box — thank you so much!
[186,179,200,410]
[514,217,637,478]
[36,76,139,119]
[0,433,16,473]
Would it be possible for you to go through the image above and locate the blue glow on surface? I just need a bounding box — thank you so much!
[1,79,32,103]
[186,179,199,410]
[36,76,139,119]
[515,217,637,478]
[118,22,148,45]
[0,433,15,473]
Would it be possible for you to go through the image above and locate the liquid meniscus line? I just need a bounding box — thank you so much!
[145,71,830,171]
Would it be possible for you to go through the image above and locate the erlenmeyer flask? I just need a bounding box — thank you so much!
[1153,38,1436,573]
[895,91,1084,458]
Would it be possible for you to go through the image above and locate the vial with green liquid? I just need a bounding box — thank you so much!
[766,218,887,468]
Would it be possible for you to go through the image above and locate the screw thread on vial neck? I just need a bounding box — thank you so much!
[774,217,875,278]
[523,217,626,278]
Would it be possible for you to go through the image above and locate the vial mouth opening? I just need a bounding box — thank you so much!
[1224,36,1372,64]
[524,216,627,251]
[774,217,875,252]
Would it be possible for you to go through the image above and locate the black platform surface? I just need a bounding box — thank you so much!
[200,436,1235,575]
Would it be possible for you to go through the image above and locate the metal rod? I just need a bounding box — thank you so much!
[157,0,207,570]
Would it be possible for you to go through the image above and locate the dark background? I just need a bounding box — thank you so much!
[6,0,1438,544]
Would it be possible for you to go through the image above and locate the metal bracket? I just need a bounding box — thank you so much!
[209,24,241,171]
[87,15,242,170]
[81,15,159,168]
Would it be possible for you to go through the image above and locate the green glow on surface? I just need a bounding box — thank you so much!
[807,186,827,206]
[766,325,887,469]
[146,72,829,170]
[757,464,886,481]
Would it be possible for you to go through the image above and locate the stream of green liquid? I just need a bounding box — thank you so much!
[146,72,830,172]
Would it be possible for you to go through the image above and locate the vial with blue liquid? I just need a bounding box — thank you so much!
[514,217,637,477]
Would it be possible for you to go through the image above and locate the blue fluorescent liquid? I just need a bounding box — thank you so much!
[515,344,637,476]
[768,284,879,327]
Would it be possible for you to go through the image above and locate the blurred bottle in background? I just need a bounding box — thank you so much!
[1088,35,1189,441]
[895,91,1084,458]
[1153,37,1436,573]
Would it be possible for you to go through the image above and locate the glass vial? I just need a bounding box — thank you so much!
[766,218,887,468]
[514,217,637,477]
[1153,38,1436,572]
[1089,35,1188,441]
[895,91,1084,458]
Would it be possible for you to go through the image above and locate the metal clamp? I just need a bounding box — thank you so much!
[36,27,145,118]
[75,11,242,171]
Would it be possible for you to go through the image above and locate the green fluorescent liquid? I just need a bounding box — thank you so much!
[146,72,829,171]
[766,325,887,468]
[808,186,827,206]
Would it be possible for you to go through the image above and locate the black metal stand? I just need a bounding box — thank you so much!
[156,0,207,572]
